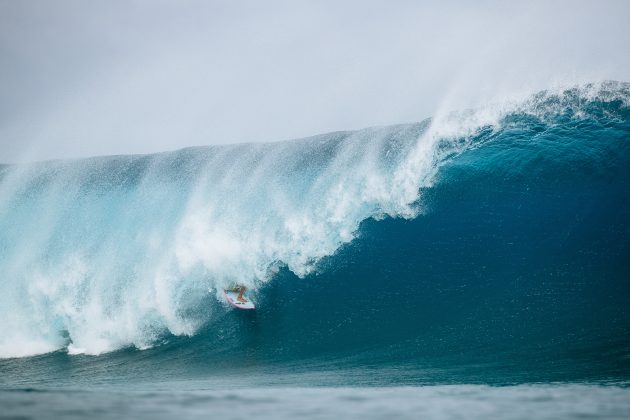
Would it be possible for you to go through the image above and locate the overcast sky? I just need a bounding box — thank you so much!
[1,0,629,163]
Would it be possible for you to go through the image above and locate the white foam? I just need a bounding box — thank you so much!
[0,82,626,358]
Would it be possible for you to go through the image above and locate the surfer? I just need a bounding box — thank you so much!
[223,285,255,309]
[232,285,247,303]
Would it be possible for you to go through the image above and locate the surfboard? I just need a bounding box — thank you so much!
[223,289,255,310]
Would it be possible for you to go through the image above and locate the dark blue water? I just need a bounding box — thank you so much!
[1,82,629,419]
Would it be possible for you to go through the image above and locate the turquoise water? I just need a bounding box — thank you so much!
[0,82,629,418]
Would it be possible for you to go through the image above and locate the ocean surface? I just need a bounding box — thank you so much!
[0,81,629,419]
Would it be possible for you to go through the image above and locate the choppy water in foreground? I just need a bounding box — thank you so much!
[2,385,629,420]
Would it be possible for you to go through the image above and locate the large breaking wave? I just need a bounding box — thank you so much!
[0,81,628,380]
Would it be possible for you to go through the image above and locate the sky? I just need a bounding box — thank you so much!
[1,0,629,163]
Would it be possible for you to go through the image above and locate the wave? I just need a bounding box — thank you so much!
[0,81,628,374]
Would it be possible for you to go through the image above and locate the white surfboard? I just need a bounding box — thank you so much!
[223,289,256,310]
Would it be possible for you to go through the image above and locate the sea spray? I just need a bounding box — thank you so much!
[0,81,627,358]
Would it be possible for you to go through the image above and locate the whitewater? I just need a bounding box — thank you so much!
[0,80,629,419]
[0,81,628,360]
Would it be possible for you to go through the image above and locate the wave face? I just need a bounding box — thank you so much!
[0,82,629,384]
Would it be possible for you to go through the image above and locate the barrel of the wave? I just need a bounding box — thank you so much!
[223,286,256,310]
